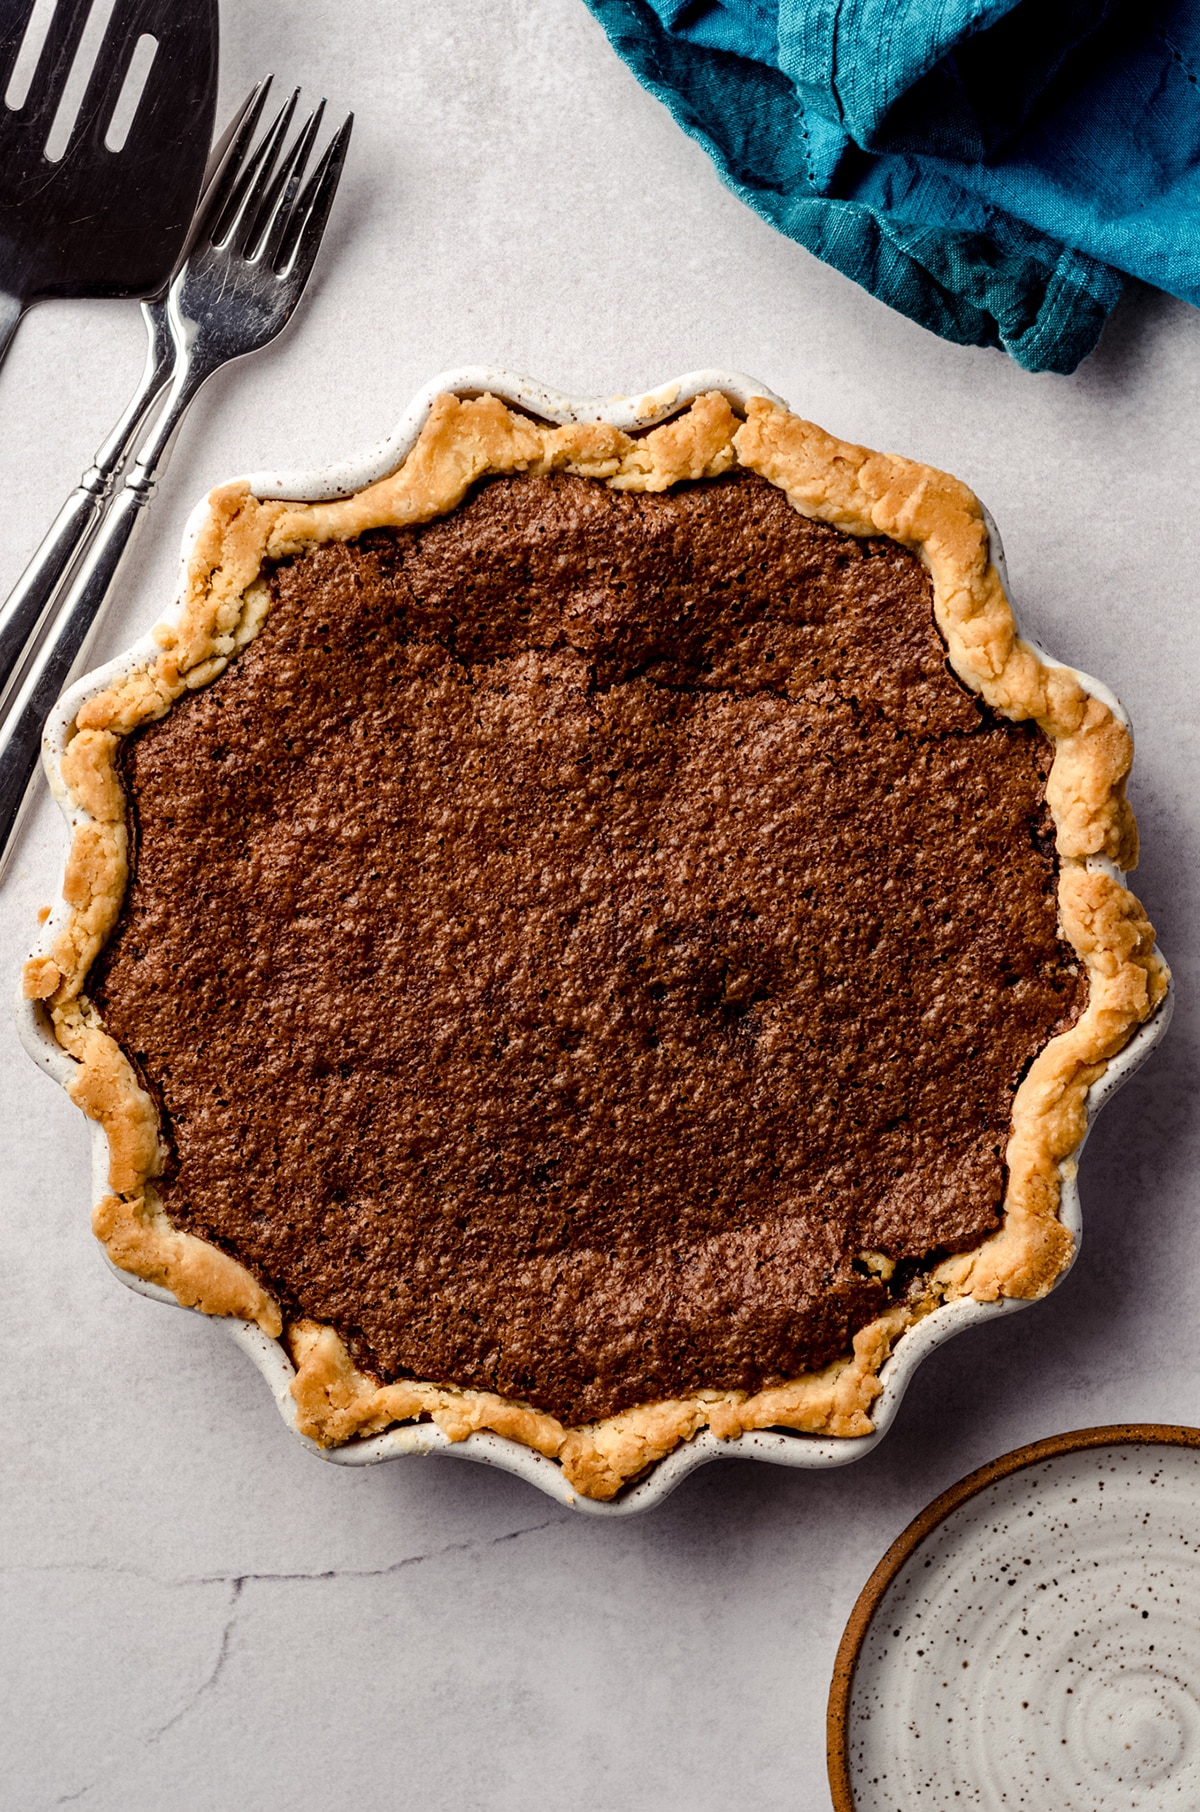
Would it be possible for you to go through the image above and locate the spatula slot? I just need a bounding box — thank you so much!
[102,27,154,152]
[4,0,58,114]
[44,0,116,161]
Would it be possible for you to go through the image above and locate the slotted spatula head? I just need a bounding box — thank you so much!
[0,0,218,308]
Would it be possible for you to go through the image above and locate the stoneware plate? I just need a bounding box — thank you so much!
[829,1425,1200,1809]
[15,369,1174,1516]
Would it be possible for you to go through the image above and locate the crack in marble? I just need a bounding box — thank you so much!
[144,1578,244,1747]
[9,1514,562,1596]
[50,1580,244,1809]
[40,1517,562,1805]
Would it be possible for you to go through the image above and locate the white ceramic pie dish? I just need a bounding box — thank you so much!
[15,368,1174,1516]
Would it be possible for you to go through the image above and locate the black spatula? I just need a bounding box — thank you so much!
[0,0,218,371]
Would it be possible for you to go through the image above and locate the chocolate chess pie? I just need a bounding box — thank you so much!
[25,386,1167,1500]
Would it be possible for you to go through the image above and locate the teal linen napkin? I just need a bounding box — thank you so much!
[583,0,1200,372]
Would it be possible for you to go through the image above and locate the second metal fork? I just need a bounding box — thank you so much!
[0,85,352,867]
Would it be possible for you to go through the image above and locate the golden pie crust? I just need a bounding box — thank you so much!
[25,391,1167,1501]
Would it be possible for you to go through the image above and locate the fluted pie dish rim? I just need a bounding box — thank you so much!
[16,366,1172,1513]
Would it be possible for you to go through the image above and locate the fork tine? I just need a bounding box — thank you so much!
[201,77,271,200]
[220,87,299,254]
[154,75,272,289]
[276,113,354,281]
[183,75,271,246]
[253,99,326,267]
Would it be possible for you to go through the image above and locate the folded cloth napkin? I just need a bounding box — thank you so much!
[583,0,1200,372]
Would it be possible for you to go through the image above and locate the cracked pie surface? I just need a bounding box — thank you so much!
[25,390,1167,1501]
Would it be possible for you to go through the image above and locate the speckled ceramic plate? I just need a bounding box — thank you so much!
[15,369,1174,1516]
[829,1426,1200,1809]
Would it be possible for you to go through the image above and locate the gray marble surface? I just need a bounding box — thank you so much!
[2,5,1196,1807]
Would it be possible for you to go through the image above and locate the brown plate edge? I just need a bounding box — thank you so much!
[825,1421,1200,1810]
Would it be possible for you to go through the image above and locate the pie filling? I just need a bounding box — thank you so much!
[92,469,1086,1425]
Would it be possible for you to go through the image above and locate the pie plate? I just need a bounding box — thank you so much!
[15,368,1174,1515]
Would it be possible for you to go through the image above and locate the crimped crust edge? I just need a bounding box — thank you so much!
[24,390,1168,1501]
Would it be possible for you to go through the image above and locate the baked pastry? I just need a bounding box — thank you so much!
[24,387,1167,1501]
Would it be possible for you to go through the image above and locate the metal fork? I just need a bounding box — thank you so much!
[0,89,353,868]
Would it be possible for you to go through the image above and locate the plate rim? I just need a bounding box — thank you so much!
[826,1421,1200,1808]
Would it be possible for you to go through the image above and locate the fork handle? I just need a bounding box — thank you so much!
[0,290,22,376]
[0,481,153,866]
[0,485,109,712]
[0,353,206,868]
[0,302,174,712]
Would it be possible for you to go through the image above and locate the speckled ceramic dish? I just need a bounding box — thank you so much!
[829,1426,1200,1809]
[15,369,1173,1515]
